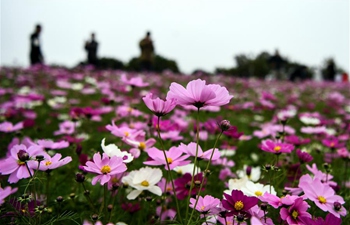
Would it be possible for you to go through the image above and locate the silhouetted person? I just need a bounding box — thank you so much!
[139,31,154,71]
[85,33,99,67]
[30,24,44,65]
[324,59,336,81]
[268,49,285,80]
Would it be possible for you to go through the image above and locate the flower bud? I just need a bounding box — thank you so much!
[17,150,29,162]
[75,173,85,183]
[36,155,44,162]
[56,196,63,203]
[91,214,99,221]
[334,201,342,211]
[219,120,231,131]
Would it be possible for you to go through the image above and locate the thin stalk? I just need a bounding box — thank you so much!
[187,132,223,224]
[156,116,183,224]
[185,108,200,221]
[82,182,97,213]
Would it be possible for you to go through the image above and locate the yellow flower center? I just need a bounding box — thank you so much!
[330,142,335,147]
[100,165,111,174]
[45,161,52,166]
[17,161,25,165]
[200,206,205,211]
[167,157,173,164]
[255,191,263,196]
[139,142,146,150]
[292,210,298,219]
[141,180,149,187]
[318,196,327,204]
[234,200,244,211]
[124,131,129,137]
[274,146,281,152]
[128,107,133,113]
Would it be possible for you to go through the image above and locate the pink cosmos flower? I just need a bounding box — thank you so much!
[83,152,127,185]
[124,138,156,158]
[280,197,311,225]
[0,186,18,205]
[37,153,72,171]
[106,120,145,141]
[120,73,149,87]
[0,144,42,183]
[156,206,176,222]
[0,121,24,133]
[142,93,177,117]
[36,139,70,150]
[54,121,76,135]
[260,139,294,154]
[166,79,233,109]
[299,176,346,217]
[144,146,190,170]
[189,195,220,215]
[178,142,221,161]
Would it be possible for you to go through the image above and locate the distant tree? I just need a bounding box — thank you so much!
[98,57,125,70]
[127,54,180,73]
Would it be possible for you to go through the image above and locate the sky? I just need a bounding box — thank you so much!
[1,0,349,74]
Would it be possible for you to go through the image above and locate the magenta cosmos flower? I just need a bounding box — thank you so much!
[280,197,311,225]
[83,152,127,185]
[144,146,190,170]
[166,79,233,109]
[222,190,259,216]
[142,93,177,117]
[260,139,294,154]
[38,153,72,171]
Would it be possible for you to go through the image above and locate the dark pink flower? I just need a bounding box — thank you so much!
[260,139,294,154]
[280,198,311,224]
[174,173,206,200]
[166,79,233,109]
[296,149,313,163]
[222,190,258,216]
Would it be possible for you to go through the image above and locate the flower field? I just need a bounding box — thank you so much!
[0,66,349,225]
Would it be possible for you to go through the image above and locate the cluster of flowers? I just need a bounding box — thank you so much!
[0,66,349,225]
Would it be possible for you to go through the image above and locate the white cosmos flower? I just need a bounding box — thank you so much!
[224,177,249,194]
[300,116,320,125]
[237,165,261,182]
[173,163,201,175]
[122,167,162,200]
[240,180,276,197]
[101,138,133,163]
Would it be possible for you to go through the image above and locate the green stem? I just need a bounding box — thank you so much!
[156,116,183,224]
[185,108,200,221]
[187,132,223,224]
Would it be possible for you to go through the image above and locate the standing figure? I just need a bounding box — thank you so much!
[30,24,44,65]
[268,49,285,80]
[324,59,336,81]
[85,33,99,67]
[139,31,154,71]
